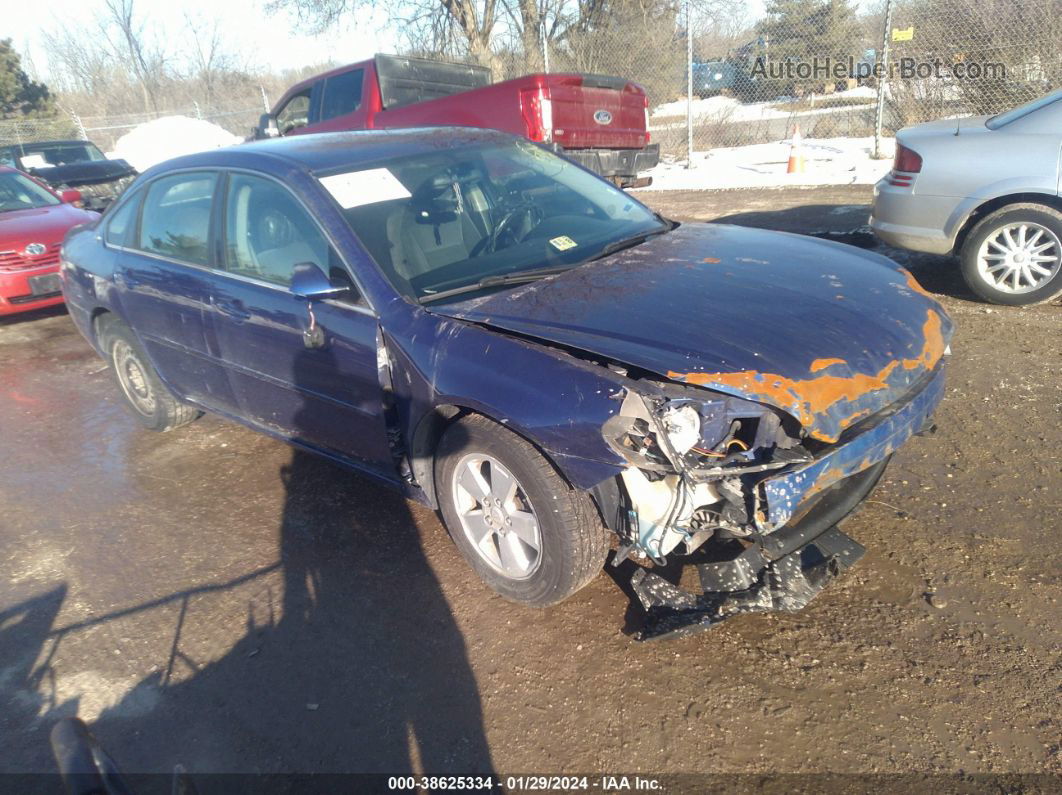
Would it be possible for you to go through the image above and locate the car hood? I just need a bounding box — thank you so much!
[27,158,136,187]
[0,203,98,247]
[433,223,953,443]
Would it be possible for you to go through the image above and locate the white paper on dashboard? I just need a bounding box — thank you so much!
[320,168,411,209]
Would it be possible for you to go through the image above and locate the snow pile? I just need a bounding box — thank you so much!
[634,135,896,191]
[112,116,242,171]
[649,87,878,130]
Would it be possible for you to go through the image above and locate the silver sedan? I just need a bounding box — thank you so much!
[871,89,1062,305]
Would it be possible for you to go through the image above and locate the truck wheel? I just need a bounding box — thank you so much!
[435,414,610,607]
[960,203,1062,305]
[97,318,200,432]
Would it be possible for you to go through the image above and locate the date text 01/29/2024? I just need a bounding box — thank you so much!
[387,776,663,790]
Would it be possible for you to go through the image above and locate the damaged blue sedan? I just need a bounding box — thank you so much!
[60,129,952,639]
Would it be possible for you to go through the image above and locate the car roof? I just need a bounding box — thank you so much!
[0,140,98,149]
[142,127,518,179]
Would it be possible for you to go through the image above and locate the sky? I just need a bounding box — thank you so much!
[8,0,397,80]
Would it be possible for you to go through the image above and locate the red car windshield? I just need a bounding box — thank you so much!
[0,172,60,213]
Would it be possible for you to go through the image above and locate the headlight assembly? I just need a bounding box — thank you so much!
[659,404,701,455]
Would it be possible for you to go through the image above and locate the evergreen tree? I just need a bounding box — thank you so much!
[0,40,53,118]
[758,0,860,62]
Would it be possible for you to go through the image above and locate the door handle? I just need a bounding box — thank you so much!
[210,295,251,322]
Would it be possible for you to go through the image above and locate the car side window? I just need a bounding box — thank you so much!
[222,173,352,295]
[320,69,364,122]
[138,173,216,265]
[104,190,142,247]
[276,91,312,134]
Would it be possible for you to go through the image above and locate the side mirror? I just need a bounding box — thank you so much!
[60,189,83,205]
[291,262,346,300]
[258,113,280,139]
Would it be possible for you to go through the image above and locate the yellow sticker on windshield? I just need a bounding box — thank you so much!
[549,236,577,251]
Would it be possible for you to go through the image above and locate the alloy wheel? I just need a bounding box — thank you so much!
[450,453,542,580]
[976,222,1061,294]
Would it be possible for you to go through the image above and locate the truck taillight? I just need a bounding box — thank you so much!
[519,87,552,143]
[540,93,553,143]
[893,144,922,173]
[644,96,651,144]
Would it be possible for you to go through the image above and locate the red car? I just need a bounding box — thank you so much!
[0,166,98,316]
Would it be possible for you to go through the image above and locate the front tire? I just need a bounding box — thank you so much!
[97,318,200,432]
[960,203,1062,305]
[436,414,610,607]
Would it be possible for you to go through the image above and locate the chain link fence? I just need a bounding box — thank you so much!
[486,0,1061,161]
[0,103,265,154]
[1,0,1058,166]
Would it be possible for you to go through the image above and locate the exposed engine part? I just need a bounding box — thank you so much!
[603,387,812,559]
[619,468,721,559]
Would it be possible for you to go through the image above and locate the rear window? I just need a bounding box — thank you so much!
[320,69,364,121]
[986,89,1062,129]
[105,190,142,247]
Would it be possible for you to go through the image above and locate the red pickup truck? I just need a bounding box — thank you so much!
[255,54,659,187]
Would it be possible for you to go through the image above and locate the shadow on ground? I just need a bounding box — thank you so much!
[2,343,495,781]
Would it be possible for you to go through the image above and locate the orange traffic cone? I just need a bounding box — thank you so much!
[787,126,805,174]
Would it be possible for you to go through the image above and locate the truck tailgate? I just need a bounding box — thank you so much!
[547,75,647,150]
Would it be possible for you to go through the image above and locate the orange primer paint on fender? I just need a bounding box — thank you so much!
[809,357,846,373]
[667,308,947,443]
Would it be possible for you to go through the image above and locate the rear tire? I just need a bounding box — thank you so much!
[960,203,1062,305]
[97,317,200,432]
[436,414,610,607]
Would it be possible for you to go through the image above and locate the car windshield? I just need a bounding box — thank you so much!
[12,142,106,170]
[986,88,1062,129]
[0,171,60,213]
[322,139,667,302]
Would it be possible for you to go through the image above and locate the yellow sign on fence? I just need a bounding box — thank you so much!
[892,26,914,42]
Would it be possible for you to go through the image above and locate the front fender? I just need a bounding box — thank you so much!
[388,309,635,493]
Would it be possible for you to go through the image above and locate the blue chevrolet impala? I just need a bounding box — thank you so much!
[61,128,953,638]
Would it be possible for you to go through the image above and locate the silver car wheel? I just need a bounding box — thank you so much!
[112,339,157,417]
[976,223,1061,295]
[451,453,542,580]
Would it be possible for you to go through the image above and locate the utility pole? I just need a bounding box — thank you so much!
[873,0,894,159]
[686,0,694,169]
[541,18,550,73]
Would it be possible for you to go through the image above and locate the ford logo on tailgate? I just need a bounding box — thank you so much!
[593,109,613,125]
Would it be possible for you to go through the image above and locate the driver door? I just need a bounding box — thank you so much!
[208,171,394,474]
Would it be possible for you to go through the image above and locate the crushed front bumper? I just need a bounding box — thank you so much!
[632,525,866,641]
[628,365,947,641]
[758,363,946,531]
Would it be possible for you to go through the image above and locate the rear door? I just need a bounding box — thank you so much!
[547,75,647,150]
[113,171,237,412]
[207,170,394,472]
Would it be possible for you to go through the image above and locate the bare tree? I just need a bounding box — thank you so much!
[99,0,167,113]
[184,13,244,106]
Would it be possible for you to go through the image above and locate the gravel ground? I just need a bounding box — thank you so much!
[1,186,1058,788]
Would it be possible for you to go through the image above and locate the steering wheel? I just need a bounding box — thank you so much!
[481,202,544,254]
